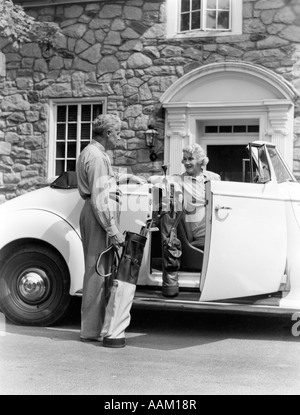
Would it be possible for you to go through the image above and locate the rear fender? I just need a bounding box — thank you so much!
[0,210,84,295]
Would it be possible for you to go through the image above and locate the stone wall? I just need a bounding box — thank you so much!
[0,0,300,202]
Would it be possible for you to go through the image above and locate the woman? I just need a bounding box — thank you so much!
[181,144,221,248]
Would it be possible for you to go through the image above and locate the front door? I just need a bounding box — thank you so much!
[200,178,287,302]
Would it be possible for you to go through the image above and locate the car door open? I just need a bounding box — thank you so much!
[200,147,287,302]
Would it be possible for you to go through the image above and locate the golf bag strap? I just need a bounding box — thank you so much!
[95,244,120,278]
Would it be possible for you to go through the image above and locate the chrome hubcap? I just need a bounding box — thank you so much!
[18,268,50,304]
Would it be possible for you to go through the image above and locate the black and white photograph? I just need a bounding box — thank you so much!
[0,0,300,397]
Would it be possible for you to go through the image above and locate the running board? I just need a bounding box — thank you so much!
[74,289,297,316]
[133,296,297,316]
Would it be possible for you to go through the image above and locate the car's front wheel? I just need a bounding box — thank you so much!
[0,244,71,326]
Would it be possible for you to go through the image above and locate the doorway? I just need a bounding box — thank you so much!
[207,145,249,182]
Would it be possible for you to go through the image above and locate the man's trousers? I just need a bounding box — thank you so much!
[79,199,112,339]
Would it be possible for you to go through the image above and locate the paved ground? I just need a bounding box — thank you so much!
[0,299,300,395]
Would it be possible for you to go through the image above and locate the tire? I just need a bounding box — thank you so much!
[0,244,71,326]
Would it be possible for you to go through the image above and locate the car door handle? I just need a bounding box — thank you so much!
[215,205,233,211]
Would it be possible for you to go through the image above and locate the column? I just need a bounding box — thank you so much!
[267,102,293,168]
[165,108,187,175]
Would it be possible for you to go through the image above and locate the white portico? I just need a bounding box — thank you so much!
[160,62,298,176]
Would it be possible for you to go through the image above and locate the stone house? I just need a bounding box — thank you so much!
[0,0,300,203]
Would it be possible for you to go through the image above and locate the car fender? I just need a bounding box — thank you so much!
[0,209,84,295]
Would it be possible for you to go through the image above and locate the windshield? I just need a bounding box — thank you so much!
[267,146,296,184]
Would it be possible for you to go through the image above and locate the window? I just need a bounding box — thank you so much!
[267,146,295,184]
[49,100,105,177]
[166,0,242,39]
[205,124,260,135]
[180,0,231,33]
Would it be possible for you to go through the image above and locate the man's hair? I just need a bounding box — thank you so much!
[92,114,121,136]
[182,143,209,167]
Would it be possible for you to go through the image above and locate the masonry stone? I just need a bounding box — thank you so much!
[0,0,299,201]
[0,142,11,155]
[65,5,84,19]
[1,95,30,112]
[97,56,120,75]
[280,26,300,42]
[101,4,122,19]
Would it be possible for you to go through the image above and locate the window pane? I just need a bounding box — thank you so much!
[67,142,77,158]
[181,0,191,13]
[57,124,66,141]
[206,11,217,29]
[219,0,230,10]
[218,11,230,29]
[81,124,91,141]
[56,142,65,158]
[192,0,201,11]
[267,147,294,184]
[233,125,247,133]
[206,0,217,9]
[68,124,77,140]
[56,160,65,176]
[67,160,76,171]
[93,104,103,120]
[81,142,90,152]
[57,106,66,122]
[219,125,232,133]
[181,13,190,31]
[248,125,260,133]
[81,105,91,122]
[205,126,218,134]
[258,146,271,183]
[68,106,78,122]
[191,11,201,29]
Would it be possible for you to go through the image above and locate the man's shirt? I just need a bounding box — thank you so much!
[76,140,119,238]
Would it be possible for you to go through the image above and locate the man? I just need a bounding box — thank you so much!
[76,114,125,343]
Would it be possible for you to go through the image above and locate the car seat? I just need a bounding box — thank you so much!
[177,211,204,272]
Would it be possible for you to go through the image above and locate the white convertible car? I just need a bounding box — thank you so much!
[0,142,300,326]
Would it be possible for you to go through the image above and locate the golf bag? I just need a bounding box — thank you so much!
[96,232,147,348]
[159,180,184,298]
[160,210,183,297]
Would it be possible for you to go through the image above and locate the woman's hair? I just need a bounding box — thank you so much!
[182,143,209,167]
[92,114,121,136]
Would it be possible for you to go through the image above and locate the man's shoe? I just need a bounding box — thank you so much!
[103,337,126,348]
[80,336,103,343]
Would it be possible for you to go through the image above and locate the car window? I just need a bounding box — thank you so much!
[257,146,271,183]
[248,144,271,184]
[267,146,296,184]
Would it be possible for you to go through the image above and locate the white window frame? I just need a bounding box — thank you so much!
[48,98,107,180]
[166,0,243,39]
[199,119,261,157]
